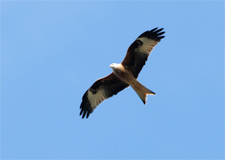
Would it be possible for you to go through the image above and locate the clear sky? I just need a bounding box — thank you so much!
[1,1,224,159]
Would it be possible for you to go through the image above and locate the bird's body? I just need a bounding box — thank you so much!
[110,63,134,85]
[80,27,165,118]
[110,63,155,104]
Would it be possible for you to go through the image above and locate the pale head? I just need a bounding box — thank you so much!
[109,63,119,69]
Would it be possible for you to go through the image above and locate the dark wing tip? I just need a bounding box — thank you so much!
[150,27,159,32]
[80,105,91,119]
[138,27,165,41]
[79,108,89,119]
[79,91,93,119]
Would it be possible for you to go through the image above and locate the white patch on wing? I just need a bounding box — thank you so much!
[136,37,159,55]
[87,88,107,110]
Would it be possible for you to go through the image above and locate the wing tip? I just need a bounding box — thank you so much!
[80,107,91,119]
[80,90,93,119]
[139,27,165,41]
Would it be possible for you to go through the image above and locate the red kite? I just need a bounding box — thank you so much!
[80,27,165,118]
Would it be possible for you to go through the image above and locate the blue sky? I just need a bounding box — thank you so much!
[1,1,224,159]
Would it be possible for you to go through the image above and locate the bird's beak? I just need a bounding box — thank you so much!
[109,64,113,68]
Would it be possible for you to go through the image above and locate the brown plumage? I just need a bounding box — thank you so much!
[80,27,165,119]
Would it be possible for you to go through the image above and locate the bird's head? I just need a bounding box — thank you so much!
[109,63,119,69]
[109,63,115,68]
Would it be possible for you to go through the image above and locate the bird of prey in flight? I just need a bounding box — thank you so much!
[80,27,165,119]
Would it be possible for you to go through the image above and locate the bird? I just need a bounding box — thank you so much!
[80,27,165,119]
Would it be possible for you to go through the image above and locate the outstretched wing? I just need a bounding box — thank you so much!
[80,73,129,119]
[122,27,165,78]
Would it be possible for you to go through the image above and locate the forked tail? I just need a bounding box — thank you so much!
[130,80,155,104]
